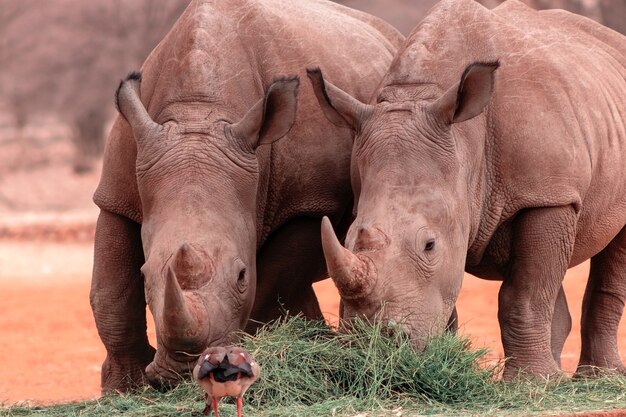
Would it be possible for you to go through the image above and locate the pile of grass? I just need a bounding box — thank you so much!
[244,316,497,409]
[5,316,626,416]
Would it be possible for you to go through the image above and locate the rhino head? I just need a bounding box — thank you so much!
[115,72,298,386]
[308,62,498,348]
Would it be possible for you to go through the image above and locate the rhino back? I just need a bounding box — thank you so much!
[380,0,626,265]
[487,0,626,264]
[95,0,402,235]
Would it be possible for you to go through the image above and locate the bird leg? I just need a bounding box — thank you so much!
[237,396,243,417]
[202,393,212,415]
[212,397,220,417]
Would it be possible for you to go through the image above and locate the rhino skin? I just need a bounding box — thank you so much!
[90,0,402,392]
[336,0,626,37]
[310,0,626,380]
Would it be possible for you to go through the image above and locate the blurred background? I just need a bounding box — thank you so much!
[0,0,624,406]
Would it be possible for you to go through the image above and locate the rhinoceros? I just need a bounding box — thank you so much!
[309,0,626,379]
[90,0,402,391]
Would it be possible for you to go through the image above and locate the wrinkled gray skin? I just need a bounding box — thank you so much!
[90,0,402,392]
[310,0,626,380]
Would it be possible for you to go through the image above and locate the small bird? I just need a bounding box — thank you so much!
[193,346,260,417]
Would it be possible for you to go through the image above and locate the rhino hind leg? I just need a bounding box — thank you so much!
[551,286,572,368]
[246,217,326,334]
[90,209,155,392]
[498,206,577,381]
[577,225,626,376]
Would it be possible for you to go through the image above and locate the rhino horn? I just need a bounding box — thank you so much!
[161,266,207,345]
[115,71,163,146]
[321,216,376,299]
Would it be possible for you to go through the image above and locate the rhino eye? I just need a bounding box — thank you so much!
[424,239,435,251]
[236,266,248,293]
[238,268,246,282]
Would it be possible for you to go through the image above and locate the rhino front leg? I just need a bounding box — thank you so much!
[577,225,626,375]
[246,217,326,333]
[551,286,572,368]
[90,209,155,392]
[446,306,459,333]
[498,206,577,380]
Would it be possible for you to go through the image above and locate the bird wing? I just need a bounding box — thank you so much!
[221,359,253,377]
[196,360,219,380]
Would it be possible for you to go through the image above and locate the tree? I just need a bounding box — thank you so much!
[0,0,189,172]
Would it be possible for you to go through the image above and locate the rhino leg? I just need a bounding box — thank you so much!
[551,286,572,368]
[577,225,626,376]
[90,209,155,392]
[446,306,458,334]
[498,206,577,381]
[246,217,326,333]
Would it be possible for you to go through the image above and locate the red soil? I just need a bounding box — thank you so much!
[1,240,625,411]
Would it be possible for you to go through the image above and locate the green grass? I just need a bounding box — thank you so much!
[4,316,626,416]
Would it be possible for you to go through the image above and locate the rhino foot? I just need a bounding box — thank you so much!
[575,363,626,378]
[502,359,563,382]
[101,345,156,393]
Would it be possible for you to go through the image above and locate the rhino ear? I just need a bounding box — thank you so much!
[306,67,373,131]
[229,76,299,149]
[430,61,499,124]
[115,71,163,148]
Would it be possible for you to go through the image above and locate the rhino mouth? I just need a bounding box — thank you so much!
[145,349,200,390]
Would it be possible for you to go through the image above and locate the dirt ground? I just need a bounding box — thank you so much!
[1,236,625,406]
[0,136,624,407]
